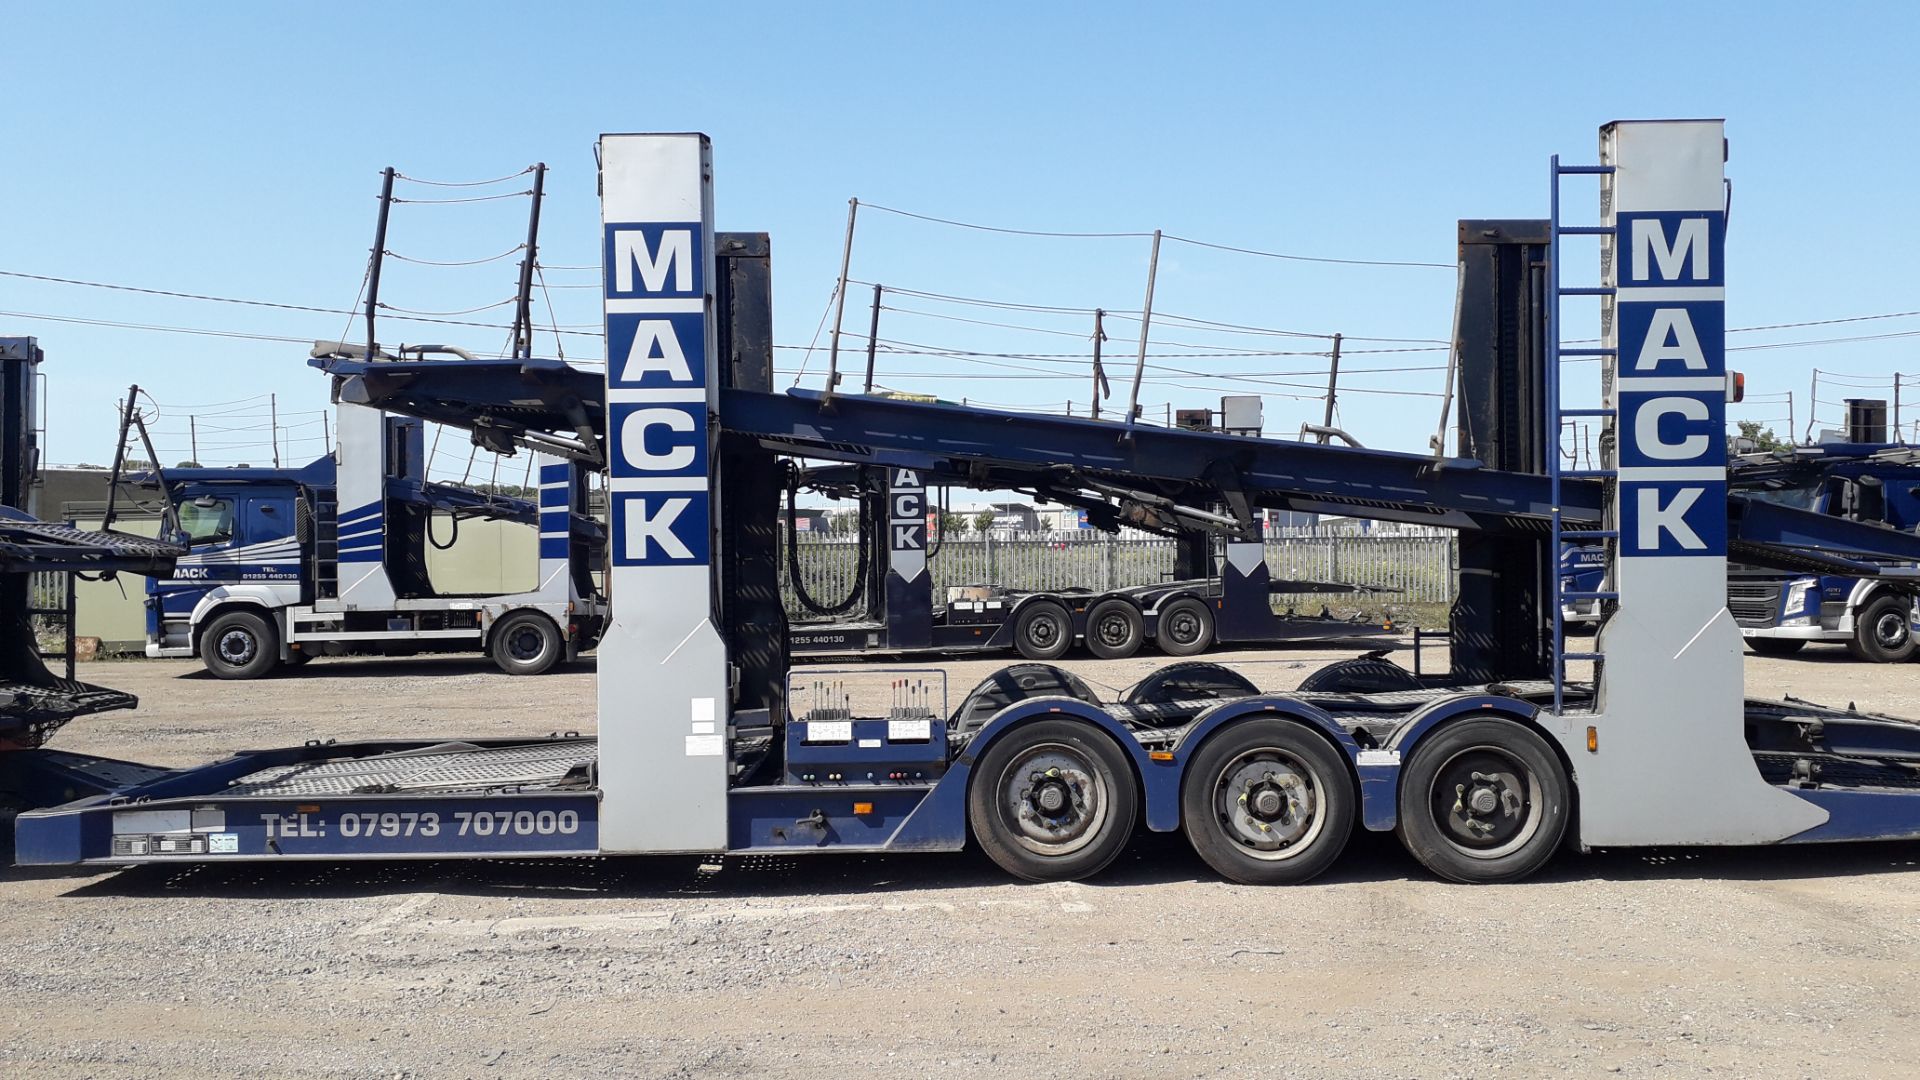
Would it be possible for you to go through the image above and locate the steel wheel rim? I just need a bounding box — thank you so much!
[506,626,548,662]
[1095,611,1134,649]
[995,742,1110,857]
[1212,747,1326,861]
[1166,609,1202,645]
[1026,611,1064,649]
[217,629,257,665]
[1875,610,1907,649]
[1426,744,1543,859]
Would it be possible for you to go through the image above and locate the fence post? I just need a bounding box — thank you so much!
[1104,532,1117,590]
[985,529,996,583]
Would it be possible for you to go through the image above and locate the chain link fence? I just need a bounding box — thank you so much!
[781,531,1456,617]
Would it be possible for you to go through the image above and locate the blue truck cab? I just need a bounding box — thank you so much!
[147,460,330,655]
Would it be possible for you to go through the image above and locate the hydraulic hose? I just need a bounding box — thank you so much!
[785,462,867,617]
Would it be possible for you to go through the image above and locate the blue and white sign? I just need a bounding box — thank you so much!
[605,220,712,566]
[1614,209,1728,557]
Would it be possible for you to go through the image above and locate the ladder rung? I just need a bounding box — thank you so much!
[1559,347,1616,357]
[1560,590,1618,602]
[1557,225,1612,236]
[1558,286,1617,297]
[1556,164,1616,176]
[1561,529,1617,540]
[1563,469,1615,479]
[1561,408,1614,418]
[1558,652,1604,662]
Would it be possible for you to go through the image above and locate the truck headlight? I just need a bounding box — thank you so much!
[1780,578,1818,625]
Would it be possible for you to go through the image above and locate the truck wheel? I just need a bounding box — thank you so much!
[1397,718,1569,884]
[1085,599,1145,659]
[491,612,562,676]
[1181,718,1354,885]
[1155,597,1214,657]
[1746,638,1806,657]
[199,610,279,680]
[968,718,1137,881]
[1012,600,1073,661]
[1847,593,1915,663]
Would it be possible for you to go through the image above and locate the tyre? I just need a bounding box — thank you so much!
[199,609,279,680]
[1155,597,1214,657]
[1181,718,1355,885]
[1746,637,1806,657]
[1847,593,1915,663]
[490,611,563,676]
[1296,657,1422,694]
[1012,600,1073,661]
[1085,599,1145,660]
[1396,717,1570,884]
[967,718,1138,881]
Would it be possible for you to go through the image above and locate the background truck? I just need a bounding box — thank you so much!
[1559,400,1920,658]
[785,459,1394,662]
[140,390,606,678]
[1729,404,1920,661]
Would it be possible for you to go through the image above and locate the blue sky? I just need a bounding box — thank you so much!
[4,3,1917,469]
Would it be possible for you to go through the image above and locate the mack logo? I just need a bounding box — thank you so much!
[604,224,704,299]
[611,491,709,565]
[172,567,210,580]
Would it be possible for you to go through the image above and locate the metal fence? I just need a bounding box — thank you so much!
[780,531,1456,617]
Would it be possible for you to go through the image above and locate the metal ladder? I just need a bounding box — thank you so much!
[1546,157,1618,714]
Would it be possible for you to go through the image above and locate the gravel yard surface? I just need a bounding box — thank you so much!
[4,641,1918,1078]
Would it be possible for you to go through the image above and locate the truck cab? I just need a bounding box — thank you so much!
[146,463,326,661]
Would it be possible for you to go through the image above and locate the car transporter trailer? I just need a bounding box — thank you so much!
[21,121,1920,886]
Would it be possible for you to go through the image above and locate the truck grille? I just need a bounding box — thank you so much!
[1727,581,1782,627]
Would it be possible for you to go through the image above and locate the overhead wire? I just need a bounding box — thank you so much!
[393,166,535,188]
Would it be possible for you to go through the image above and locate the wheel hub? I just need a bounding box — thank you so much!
[218,630,255,664]
[1097,616,1129,646]
[999,749,1107,855]
[1217,754,1317,856]
[1876,612,1907,648]
[1169,613,1199,643]
[509,629,543,660]
[1431,748,1539,856]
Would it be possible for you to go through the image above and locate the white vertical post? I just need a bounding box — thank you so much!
[597,133,729,853]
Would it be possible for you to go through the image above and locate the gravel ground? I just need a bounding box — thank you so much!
[4,640,1919,1078]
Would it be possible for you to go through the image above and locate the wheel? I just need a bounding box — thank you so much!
[1181,718,1355,885]
[1012,600,1073,661]
[1396,717,1570,884]
[1746,637,1806,657]
[490,611,563,675]
[1154,597,1214,657]
[1084,599,1145,660]
[967,718,1138,881]
[1296,657,1422,694]
[1847,593,1915,663]
[199,609,279,680]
